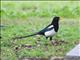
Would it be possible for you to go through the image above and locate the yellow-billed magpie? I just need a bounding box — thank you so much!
[14,16,60,40]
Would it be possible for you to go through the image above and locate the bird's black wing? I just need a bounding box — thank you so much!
[37,24,53,35]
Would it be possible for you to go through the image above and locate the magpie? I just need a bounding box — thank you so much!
[14,16,60,40]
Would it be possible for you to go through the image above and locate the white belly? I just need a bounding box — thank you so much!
[45,28,56,37]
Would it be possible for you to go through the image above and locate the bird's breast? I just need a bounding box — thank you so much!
[44,28,56,37]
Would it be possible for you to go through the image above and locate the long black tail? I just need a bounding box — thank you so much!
[13,33,38,39]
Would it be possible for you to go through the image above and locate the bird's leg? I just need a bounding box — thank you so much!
[46,37,48,40]
[50,37,55,45]
[50,37,52,41]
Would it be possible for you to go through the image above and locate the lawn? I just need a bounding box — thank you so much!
[1,1,80,60]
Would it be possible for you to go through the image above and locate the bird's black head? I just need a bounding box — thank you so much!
[51,16,60,24]
[51,16,60,32]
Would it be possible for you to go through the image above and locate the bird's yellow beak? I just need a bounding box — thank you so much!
[60,17,64,21]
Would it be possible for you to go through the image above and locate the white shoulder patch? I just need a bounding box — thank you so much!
[48,25,54,28]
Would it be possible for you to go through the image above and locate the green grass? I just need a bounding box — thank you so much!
[1,1,80,60]
[1,1,80,19]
